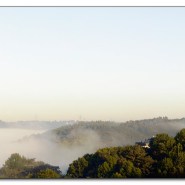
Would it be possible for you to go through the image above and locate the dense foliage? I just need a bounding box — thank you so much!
[0,153,62,178]
[1,128,185,178]
[66,128,185,178]
[66,145,154,178]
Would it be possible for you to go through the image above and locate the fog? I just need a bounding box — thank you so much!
[18,128,107,174]
[0,127,104,174]
[1,118,185,174]
[0,128,46,167]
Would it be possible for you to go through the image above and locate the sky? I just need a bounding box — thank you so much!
[0,7,185,122]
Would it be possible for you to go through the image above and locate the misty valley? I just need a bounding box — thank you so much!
[0,117,185,178]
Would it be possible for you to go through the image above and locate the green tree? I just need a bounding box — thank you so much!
[4,153,26,169]
[67,146,153,178]
[121,145,154,177]
[157,158,175,177]
[0,153,28,178]
[175,129,185,150]
[67,157,88,178]
[114,158,142,178]
[34,169,61,178]
[149,134,176,160]
[0,153,61,179]
[97,161,112,178]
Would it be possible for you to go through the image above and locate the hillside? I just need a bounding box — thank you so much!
[49,117,185,147]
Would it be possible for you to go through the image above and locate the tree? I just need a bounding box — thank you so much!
[97,161,112,178]
[121,145,154,177]
[67,146,153,178]
[0,153,62,179]
[114,158,142,178]
[0,153,29,178]
[3,153,26,169]
[67,157,88,178]
[149,134,176,160]
[33,169,61,178]
[175,129,185,150]
[21,164,62,178]
[156,157,175,177]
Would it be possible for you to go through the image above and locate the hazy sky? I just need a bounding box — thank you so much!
[0,7,185,122]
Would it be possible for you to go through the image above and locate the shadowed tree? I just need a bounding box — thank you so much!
[175,129,185,150]
[149,133,176,160]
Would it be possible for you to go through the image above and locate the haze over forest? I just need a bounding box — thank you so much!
[0,117,185,173]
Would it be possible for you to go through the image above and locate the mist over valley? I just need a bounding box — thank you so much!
[1,117,185,173]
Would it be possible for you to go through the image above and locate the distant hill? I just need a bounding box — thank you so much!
[0,120,75,130]
[48,117,185,146]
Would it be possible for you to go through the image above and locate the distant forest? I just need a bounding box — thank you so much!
[49,117,185,146]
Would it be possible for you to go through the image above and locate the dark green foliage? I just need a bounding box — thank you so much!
[175,128,185,150]
[67,157,89,178]
[149,134,176,160]
[36,169,60,178]
[21,164,62,178]
[66,145,154,178]
[114,159,142,178]
[157,157,175,177]
[29,168,61,178]
[120,145,154,176]
[149,130,185,177]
